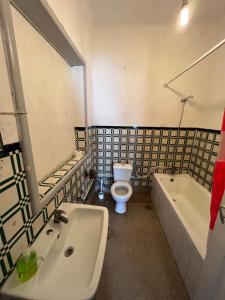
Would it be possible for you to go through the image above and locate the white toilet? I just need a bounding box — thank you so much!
[111,163,133,214]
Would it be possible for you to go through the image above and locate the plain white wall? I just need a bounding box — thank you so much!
[196,13,225,130]
[12,0,91,180]
[47,0,94,126]
[12,7,79,180]
[0,30,19,145]
[71,67,85,126]
[10,0,93,180]
[91,0,225,130]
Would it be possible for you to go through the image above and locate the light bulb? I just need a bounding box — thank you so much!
[180,4,189,26]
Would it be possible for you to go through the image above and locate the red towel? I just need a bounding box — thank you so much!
[210,109,225,230]
[210,161,225,229]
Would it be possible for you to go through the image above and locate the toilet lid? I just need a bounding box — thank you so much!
[111,181,132,200]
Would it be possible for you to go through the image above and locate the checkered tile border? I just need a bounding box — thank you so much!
[0,146,94,285]
[75,126,220,190]
[188,129,220,191]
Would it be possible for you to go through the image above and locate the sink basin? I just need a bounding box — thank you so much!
[2,203,108,300]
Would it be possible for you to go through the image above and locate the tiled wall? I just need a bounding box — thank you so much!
[75,126,220,191]
[75,126,96,153]
[0,126,220,285]
[38,154,93,200]
[188,129,220,191]
[0,144,94,285]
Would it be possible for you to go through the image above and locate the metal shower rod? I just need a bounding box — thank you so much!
[163,37,225,87]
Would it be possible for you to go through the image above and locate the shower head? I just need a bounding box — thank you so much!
[181,95,194,103]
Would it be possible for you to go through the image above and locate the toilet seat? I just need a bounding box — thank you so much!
[111,181,132,202]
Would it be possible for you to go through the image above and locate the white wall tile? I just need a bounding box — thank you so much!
[57,188,64,204]
[32,213,45,237]
[43,177,60,185]
[10,231,28,263]
[65,181,71,194]
[0,185,19,215]
[47,199,55,217]
[3,210,23,242]
[66,193,72,202]
[38,185,51,196]
[0,156,13,182]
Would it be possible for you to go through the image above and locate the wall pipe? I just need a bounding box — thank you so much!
[0,0,40,214]
[97,165,174,181]
[83,65,89,152]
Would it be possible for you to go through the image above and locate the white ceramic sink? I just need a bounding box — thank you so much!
[2,203,108,300]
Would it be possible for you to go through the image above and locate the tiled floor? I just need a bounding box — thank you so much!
[87,187,189,300]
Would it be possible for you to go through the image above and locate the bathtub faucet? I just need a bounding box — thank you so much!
[53,210,68,224]
[170,166,177,175]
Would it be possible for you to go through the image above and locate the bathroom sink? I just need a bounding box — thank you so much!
[1,203,108,300]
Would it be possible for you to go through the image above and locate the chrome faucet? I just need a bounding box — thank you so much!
[170,166,177,175]
[53,210,68,224]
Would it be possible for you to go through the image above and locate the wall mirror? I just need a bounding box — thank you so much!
[0,0,88,216]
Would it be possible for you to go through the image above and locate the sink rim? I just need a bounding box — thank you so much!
[2,203,109,300]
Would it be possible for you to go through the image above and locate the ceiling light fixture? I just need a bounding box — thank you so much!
[180,0,189,27]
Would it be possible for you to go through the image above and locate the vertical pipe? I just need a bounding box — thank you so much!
[171,101,186,171]
[0,0,40,214]
[178,101,186,128]
[83,64,89,153]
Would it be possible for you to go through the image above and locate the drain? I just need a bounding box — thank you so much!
[64,246,74,257]
[170,178,174,182]
[173,198,176,202]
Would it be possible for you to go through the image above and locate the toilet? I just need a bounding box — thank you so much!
[111,163,133,214]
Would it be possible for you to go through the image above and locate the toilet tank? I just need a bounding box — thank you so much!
[113,163,133,182]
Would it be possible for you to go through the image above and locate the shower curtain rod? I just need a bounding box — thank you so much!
[163,37,225,87]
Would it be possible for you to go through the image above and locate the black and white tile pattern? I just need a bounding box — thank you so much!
[0,126,220,285]
[188,129,220,191]
[75,127,86,151]
[0,145,94,285]
[75,126,219,190]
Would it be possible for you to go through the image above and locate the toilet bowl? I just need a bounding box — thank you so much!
[111,181,132,214]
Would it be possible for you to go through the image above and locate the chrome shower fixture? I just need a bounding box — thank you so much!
[181,95,194,103]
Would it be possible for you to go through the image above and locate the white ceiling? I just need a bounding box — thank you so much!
[86,0,225,26]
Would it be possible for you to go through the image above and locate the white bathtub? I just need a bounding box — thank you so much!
[151,173,211,299]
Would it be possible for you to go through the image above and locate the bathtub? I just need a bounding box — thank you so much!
[151,174,211,299]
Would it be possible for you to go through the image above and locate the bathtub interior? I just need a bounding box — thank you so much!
[151,174,211,298]
[154,174,211,258]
